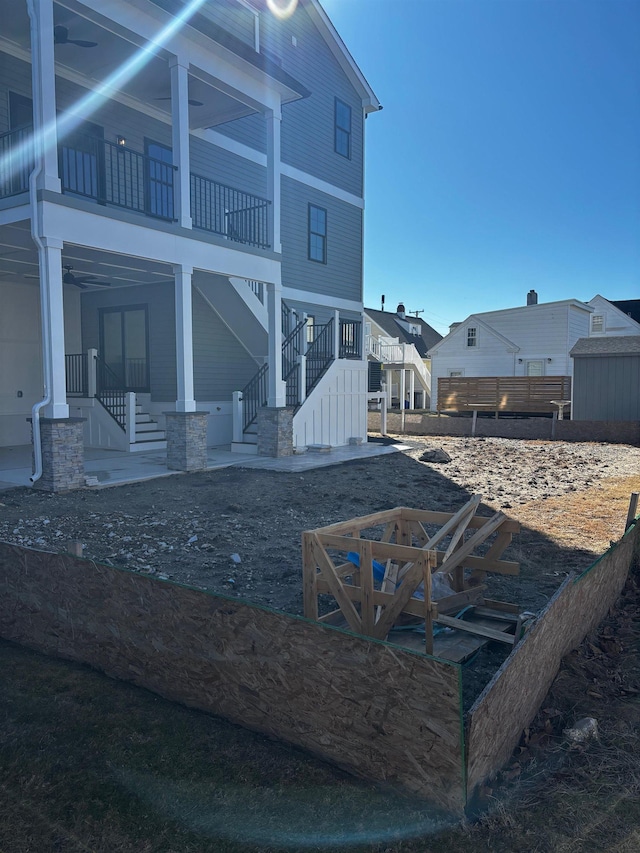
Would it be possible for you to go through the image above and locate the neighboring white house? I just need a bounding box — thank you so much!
[0,0,380,490]
[428,291,640,412]
[365,303,442,409]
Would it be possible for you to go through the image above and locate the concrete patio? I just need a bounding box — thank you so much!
[0,440,410,492]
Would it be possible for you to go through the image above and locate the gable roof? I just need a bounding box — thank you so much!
[570,336,640,357]
[365,308,442,356]
[610,299,640,325]
[428,314,520,355]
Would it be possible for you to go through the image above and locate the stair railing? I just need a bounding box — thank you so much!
[282,318,307,408]
[305,317,335,396]
[94,354,127,431]
[241,362,268,433]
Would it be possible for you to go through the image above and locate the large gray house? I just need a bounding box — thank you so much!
[0,0,380,490]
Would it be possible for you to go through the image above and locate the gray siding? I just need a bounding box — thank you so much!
[261,2,363,197]
[215,2,365,197]
[81,283,177,403]
[190,136,266,198]
[192,289,259,399]
[199,0,255,47]
[281,175,362,302]
[573,355,640,421]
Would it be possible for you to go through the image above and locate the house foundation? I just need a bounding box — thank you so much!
[29,417,85,492]
[165,412,208,471]
[257,407,294,457]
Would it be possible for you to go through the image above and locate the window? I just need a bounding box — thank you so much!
[308,204,327,263]
[145,139,174,220]
[526,360,544,376]
[591,314,604,333]
[466,327,477,347]
[448,369,464,377]
[334,98,351,159]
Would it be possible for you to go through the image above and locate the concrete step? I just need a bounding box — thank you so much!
[129,440,167,452]
[135,413,154,424]
[231,441,258,455]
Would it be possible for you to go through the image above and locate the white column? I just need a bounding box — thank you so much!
[28,0,60,192]
[266,280,286,407]
[232,391,243,443]
[87,348,98,398]
[333,309,340,359]
[266,108,281,253]
[409,369,415,410]
[174,264,196,412]
[169,56,192,229]
[40,237,68,418]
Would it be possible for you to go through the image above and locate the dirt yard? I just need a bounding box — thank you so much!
[1,436,638,619]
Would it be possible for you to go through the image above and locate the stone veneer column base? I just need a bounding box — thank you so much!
[30,418,85,493]
[257,407,294,458]
[164,411,208,471]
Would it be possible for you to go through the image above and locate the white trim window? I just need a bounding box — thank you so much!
[448,369,464,377]
[526,360,545,376]
[591,314,605,334]
[466,327,477,347]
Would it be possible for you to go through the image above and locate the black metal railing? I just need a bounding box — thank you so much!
[0,126,33,199]
[282,319,306,408]
[122,357,148,391]
[65,353,88,396]
[94,355,127,430]
[305,318,335,396]
[241,362,268,433]
[246,279,264,303]
[190,173,270,248]
[339,320,362,359]
[59,132,176,221]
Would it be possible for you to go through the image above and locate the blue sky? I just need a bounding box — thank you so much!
[322,0,640,334]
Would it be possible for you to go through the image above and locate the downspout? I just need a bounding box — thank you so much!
[27,0,50,483]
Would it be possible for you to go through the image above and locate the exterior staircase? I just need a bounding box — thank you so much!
[131,402,166,452]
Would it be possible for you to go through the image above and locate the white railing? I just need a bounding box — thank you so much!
[365,335,431,394]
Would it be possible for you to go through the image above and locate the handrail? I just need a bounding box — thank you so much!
[94,354,127,430]
[190,172,270,248]
[241,362,268,433]
[305,318,335,396]
[282,319,307,408]
[0,126,33,199]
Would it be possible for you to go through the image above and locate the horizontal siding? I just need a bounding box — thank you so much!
[573,355,640,421]
[81,283,177,403]
[260,2,363,197]
[190,136,267,198]
[192,289,259,399]
[199,0,255,48]
[281,175,362,303]
[215,112,267,154]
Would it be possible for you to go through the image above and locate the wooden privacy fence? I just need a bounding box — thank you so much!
[437,376,572,414]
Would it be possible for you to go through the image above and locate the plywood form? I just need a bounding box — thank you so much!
[465,520,640,793]
[0,542,465,811]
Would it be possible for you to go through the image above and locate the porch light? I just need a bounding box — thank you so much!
[116,135,126,146]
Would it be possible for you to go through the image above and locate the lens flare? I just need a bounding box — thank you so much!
[266,0,299,20]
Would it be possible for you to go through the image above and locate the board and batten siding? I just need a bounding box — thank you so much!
[281,175,362,303]
[573,355,640,421]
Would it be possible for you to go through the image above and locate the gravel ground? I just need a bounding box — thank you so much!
[1,436,638,618]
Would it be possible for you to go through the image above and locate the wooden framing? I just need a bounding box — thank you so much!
[302,501,521,656]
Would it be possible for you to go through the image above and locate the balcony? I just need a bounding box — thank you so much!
[0,126,270,249]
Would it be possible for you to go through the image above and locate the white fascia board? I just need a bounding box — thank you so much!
[589,294,640,331]
[0,203,30,227]
[429,315,519,354]
[305,0,381,112]
[281,164,364,209]
[196,130,365,209]
[40,201,281,282]
[282,287,362,313]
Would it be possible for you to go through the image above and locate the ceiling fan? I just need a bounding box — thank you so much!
[54,26,98,48]
[63,265,111,289]
[155,97,204,107]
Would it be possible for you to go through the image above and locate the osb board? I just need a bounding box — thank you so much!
[465,521,639,793]
[0,542,465,812]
